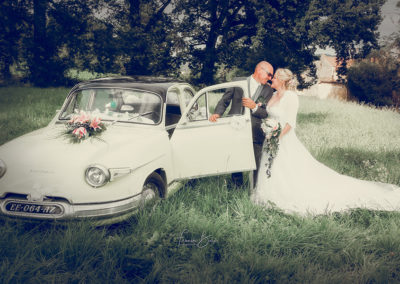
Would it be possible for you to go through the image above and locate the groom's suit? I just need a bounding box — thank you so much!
[213,76,273,187]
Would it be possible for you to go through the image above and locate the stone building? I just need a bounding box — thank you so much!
[303,54,354,100]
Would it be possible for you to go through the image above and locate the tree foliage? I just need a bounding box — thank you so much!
[0,0,30,82]
[347,61,395,107]
[0,0,389,86]
[103,0,180,76]
[247,0,318,88]
[305,0,385,80]
[173,0,258,84]
[348,36,400,108]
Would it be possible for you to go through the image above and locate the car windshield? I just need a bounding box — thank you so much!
[59,88,162,125]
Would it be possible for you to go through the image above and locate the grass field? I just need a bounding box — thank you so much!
[1,87,400,283]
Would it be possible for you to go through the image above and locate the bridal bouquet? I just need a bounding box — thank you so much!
[64,111,107,143]
[261,118,281,178]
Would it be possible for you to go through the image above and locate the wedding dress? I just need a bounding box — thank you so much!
[251,90,400,215]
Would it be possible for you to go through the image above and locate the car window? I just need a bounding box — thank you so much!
[187,94,207,121]
[182,88,194,107]
[166,90,180,105]
[208,87,244,118]
[165,90,182,127]
[59,88,162,125]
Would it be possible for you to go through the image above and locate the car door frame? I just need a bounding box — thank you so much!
[169,80,256,180]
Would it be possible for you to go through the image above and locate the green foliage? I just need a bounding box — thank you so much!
[347,61,395,106]
[173,0,259,84]
[0,0,388,92]
[248,0,318,88]
[0,0,29,83]
[305,0,385,79]
[115,0,181,77]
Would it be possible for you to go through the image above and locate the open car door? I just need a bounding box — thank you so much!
[170,81,256,179]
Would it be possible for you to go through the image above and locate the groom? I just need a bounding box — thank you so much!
[209,61,274,188]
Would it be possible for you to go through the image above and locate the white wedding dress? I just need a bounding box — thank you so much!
[251,90,400,215]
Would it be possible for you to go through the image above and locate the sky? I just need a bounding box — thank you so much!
[379,0,400,39]
[317,0,400,55]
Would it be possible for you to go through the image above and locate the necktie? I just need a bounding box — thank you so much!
[252,85,262,102]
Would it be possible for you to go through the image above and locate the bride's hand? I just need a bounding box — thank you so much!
[279,123,292,139]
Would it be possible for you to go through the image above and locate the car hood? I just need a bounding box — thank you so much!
[0,124,167,202]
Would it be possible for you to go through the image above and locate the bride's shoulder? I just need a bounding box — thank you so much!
[283,90,299,103]
[285,90,298,96]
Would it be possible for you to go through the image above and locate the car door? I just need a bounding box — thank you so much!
[170,81,256,179]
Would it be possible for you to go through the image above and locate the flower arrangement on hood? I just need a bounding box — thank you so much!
[64,111,107,143]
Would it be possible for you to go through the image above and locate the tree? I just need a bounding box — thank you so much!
[173,0,258,84]
[173,0,385,85]
[305,0,385,80]
[246,0,317,88]
[347,61,395,106]
[113,0,180,76]
[0,0,29,82]
[46,0,107,74]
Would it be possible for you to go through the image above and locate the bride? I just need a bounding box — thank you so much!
[251,68,400,215]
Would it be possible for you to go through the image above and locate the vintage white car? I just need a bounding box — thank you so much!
[0,77,256,223]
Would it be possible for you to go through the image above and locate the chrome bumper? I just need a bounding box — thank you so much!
[0,193,145,223]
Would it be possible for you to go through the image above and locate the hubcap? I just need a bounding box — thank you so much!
[142,182,157,203]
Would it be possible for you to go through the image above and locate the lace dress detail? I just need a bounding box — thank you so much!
[251,90,400,215]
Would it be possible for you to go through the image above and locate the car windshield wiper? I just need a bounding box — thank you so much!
[110,111,155,125]
[127,111,154,121]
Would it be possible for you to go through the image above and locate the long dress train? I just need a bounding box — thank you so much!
[251,90,400,215]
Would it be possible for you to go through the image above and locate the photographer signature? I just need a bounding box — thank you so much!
[177,229,217,248]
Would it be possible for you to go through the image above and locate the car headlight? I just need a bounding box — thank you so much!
[0,159,6,178]
[85,165,110,188]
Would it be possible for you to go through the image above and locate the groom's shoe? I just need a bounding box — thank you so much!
[228,172,244,190]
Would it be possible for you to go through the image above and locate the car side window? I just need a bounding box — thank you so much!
[208,87,244,118]
[166,90,180,105]
[188,94,207,121]
[165,90,182,127]
[183,88,194,107]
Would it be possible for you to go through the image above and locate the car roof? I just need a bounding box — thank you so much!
[71,76,188,102]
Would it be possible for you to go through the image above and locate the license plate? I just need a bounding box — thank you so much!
[4,201,63,216]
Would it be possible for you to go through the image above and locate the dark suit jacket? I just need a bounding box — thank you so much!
[214,79,273,144]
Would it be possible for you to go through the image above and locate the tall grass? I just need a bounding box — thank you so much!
[0,87,68,145]
[297,97,400,185]
[1,87,400,283]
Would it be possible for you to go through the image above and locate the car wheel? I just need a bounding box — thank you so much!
[141,172,165,206]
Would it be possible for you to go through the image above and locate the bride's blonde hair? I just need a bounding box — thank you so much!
[275,68,298,90]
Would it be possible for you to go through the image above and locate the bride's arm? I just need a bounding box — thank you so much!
[279,123,292,139]
[279,91,299,139]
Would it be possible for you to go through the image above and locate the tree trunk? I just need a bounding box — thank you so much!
[199,0,220,84]
[0,56,12,81]
[127,0,141,27]
[30,0,47,86]
[199,34,219,84]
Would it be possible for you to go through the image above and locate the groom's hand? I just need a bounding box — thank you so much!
[209,113,220,122]
[242,97,257,109]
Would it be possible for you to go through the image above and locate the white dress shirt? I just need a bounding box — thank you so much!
[250,75,261,112]
[249,75,261,99]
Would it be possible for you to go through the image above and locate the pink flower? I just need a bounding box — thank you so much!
[72,127,87,139]
[75,112,90,124]
[89,117,102,130]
